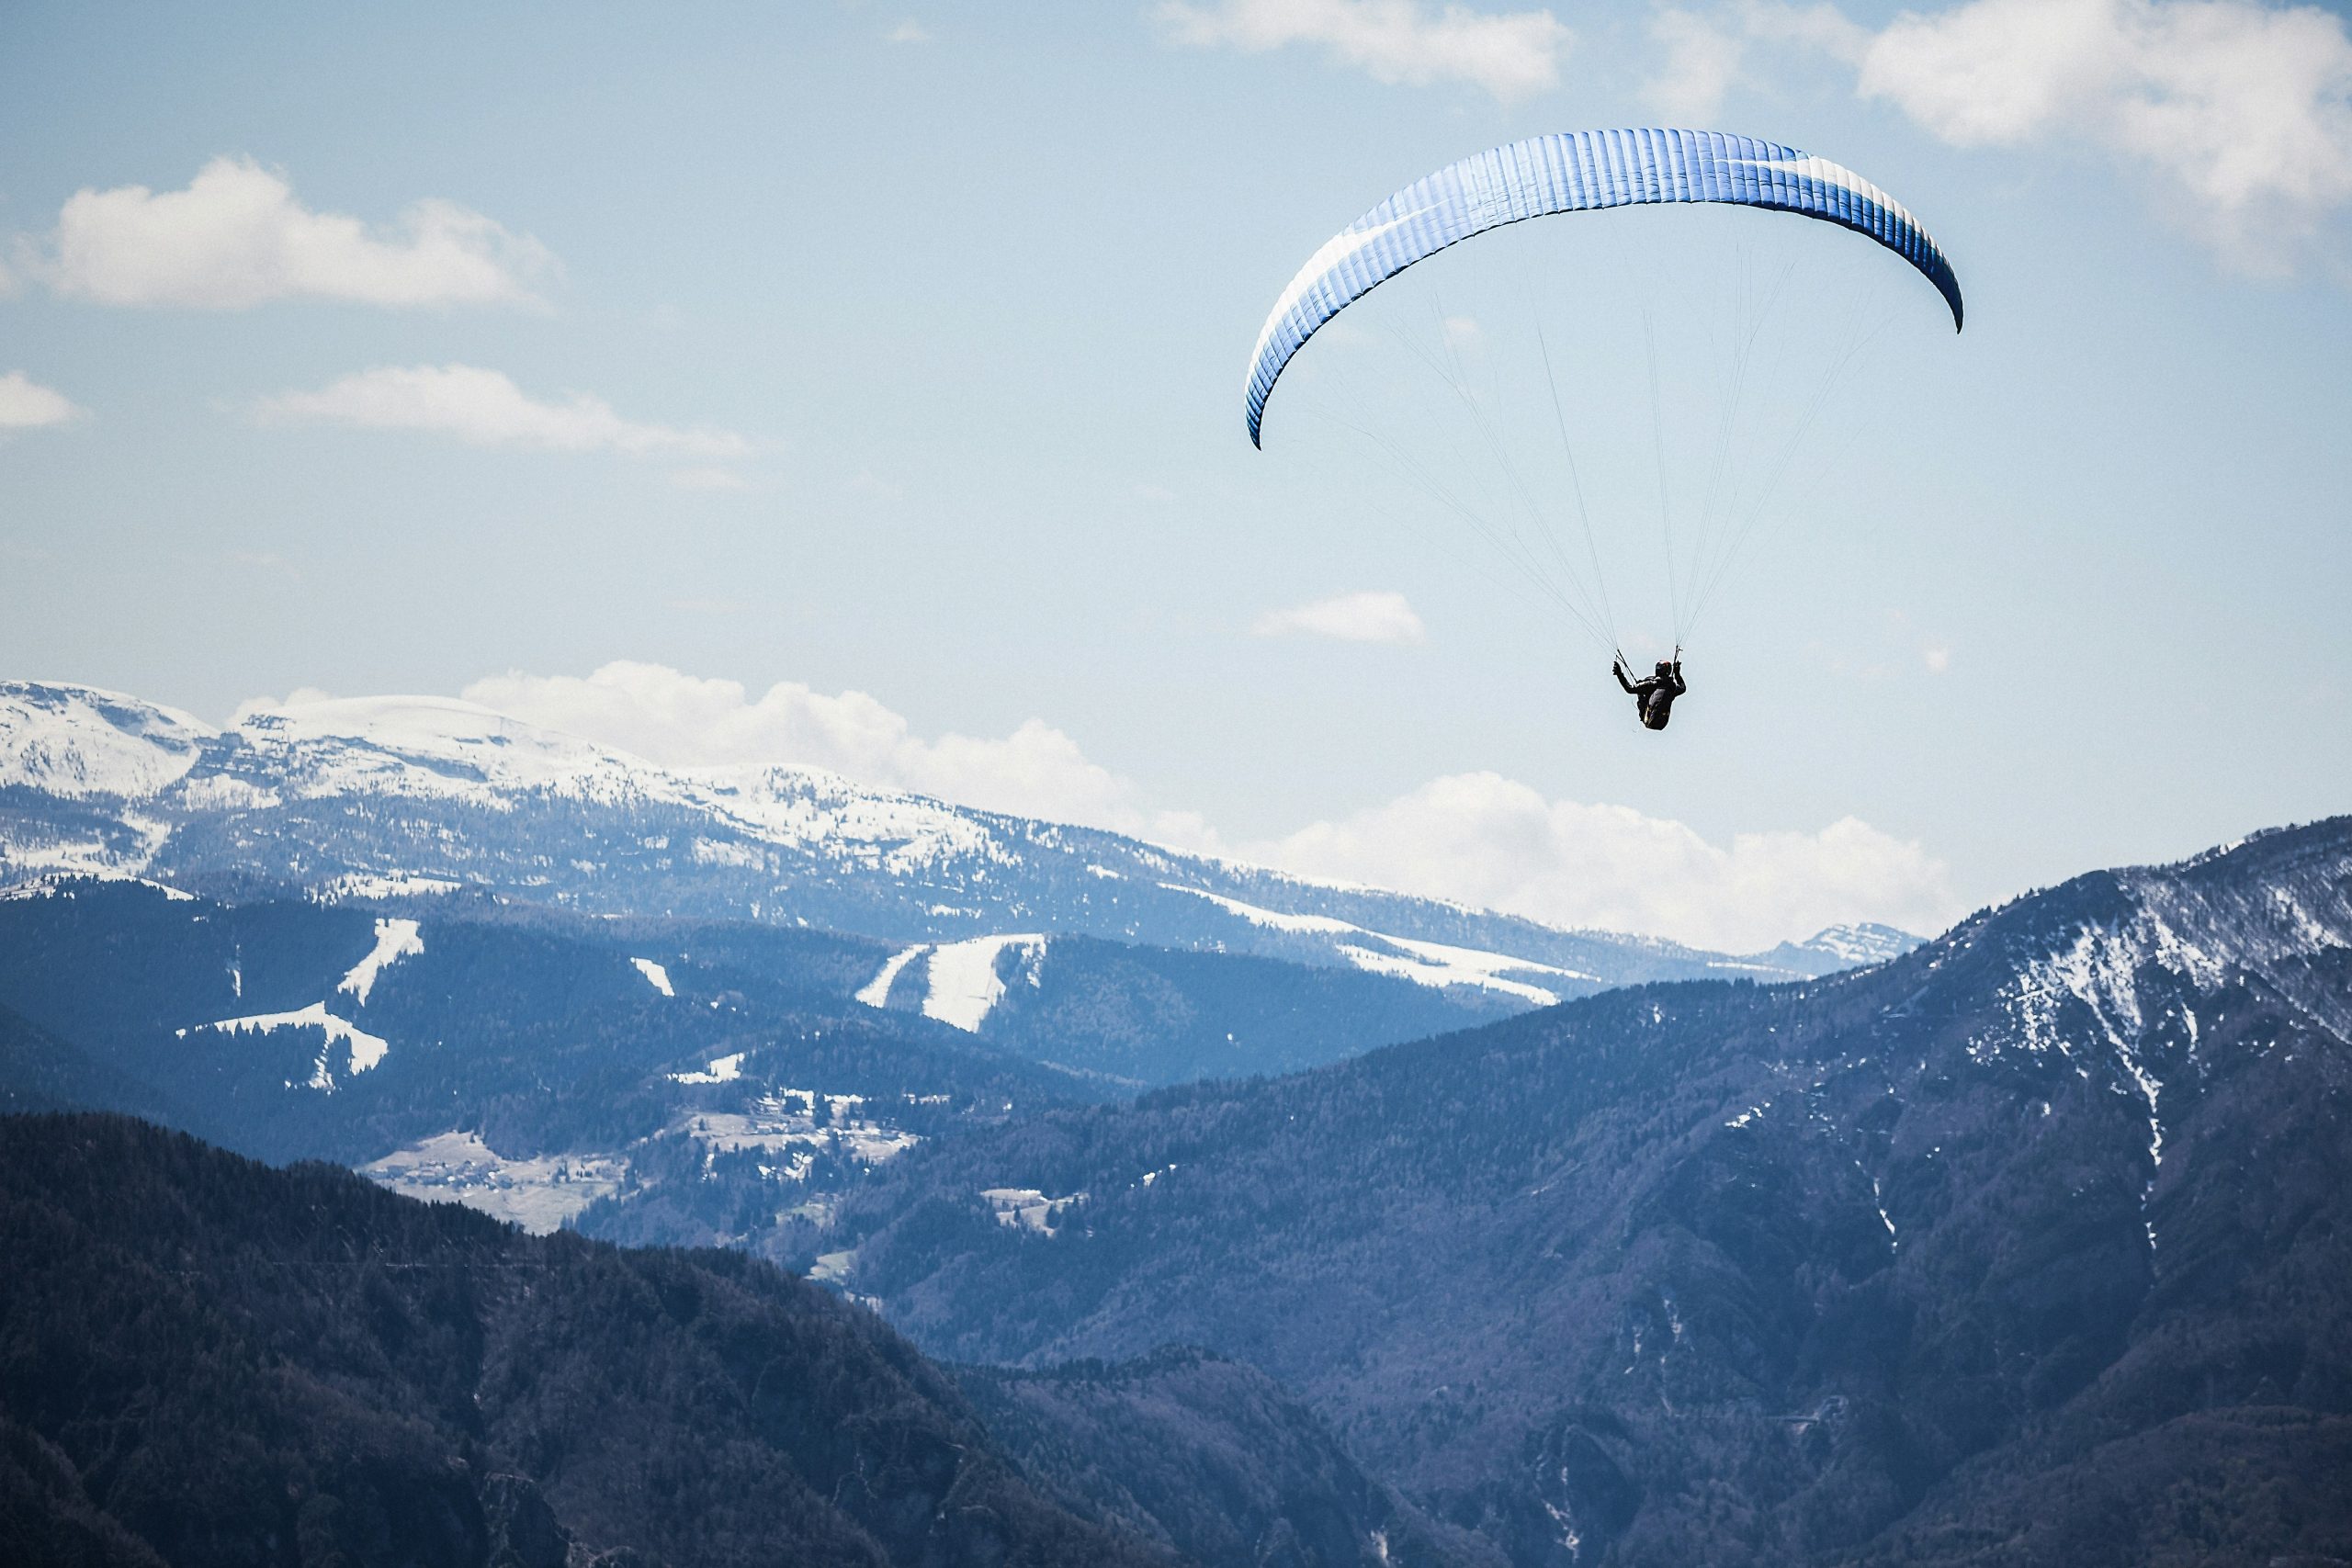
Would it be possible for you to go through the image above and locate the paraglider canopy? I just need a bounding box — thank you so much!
[1246,129,1962,449]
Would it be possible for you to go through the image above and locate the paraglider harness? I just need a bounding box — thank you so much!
[1614,649,1686,731]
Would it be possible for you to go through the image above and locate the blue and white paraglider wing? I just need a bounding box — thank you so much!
[1244,129,1963,446]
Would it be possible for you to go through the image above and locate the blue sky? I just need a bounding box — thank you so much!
[3,0,2347,948]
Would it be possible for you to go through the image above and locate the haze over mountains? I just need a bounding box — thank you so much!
[3,675,2346,1566]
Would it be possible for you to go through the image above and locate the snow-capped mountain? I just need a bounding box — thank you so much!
[827,815,2352,1567]
[0,679,1902,999]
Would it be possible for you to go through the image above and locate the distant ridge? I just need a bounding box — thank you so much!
[0,678,1905,1006]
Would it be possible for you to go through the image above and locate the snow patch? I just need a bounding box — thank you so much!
[0,872,194,902]
[922,935,1045,1032]
[1346,932,1589,1004]
[1163,883,1357,934]
[671,1051,741,1085]
[184,1001,390,1089]
[1166,883,1579,1002]
[175,773,281,811]
[337,917,423,1006]
[321,871,460,900]
[630,956,674,997]
[854,943,927,1009]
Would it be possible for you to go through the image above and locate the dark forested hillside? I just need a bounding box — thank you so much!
[944,933,1506,1085]
[960,1347,1504,1568]
[824,819,2352,1566]
[0,1112,1171,1568]
[0,1001,175,1121]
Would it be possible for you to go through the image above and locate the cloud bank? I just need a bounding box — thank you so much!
[460,662,1213,848]
[1253,590,1428,644]
[20,156,553,310]
[1156,0,1573,101]
[451,660,1957,949]
[0,371,85,429]
[1667,0,2352,266]
[256,365,750,461]
[1857,0,2352,260]
[1252,773,1957,952]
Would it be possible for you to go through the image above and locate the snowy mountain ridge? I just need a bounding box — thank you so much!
[0,678,1911,995]
[822,814,2352,1568]
[1949,827,2352,1247]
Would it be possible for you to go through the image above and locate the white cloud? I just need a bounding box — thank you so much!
[1247,772,1960,951]
[1156,0,1573,101]
[255,365,751,459]
[0,370,85,428]
[1723,0,2352,265]
[21,155,553,309]
[459,661,1214,847]
[1254,589,1428,644]
[448,660,1953,949]
[887,20,933,43]
[1645,8,1748,118]
[1923,643,1952,673]
[1864,0,2352,259]
[231,685,334,720]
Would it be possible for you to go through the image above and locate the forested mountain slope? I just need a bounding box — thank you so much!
[0,1113,1164,1568]
[0,1114,1487,1568]
[826,818,2352,1566]
[0,879,1085,1243]
[0,877,1557,1261]
[960,1347,1504,1568]
[0,876,1492,1153]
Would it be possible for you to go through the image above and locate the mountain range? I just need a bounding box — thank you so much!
[822,816,2352,1566]
[0,679,1912,1004]
[0,875,1520,1258]
[6,675,2344,1565]
[6,818,2343,1566]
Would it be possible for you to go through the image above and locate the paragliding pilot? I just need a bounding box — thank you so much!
[1614,652,1686,731]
